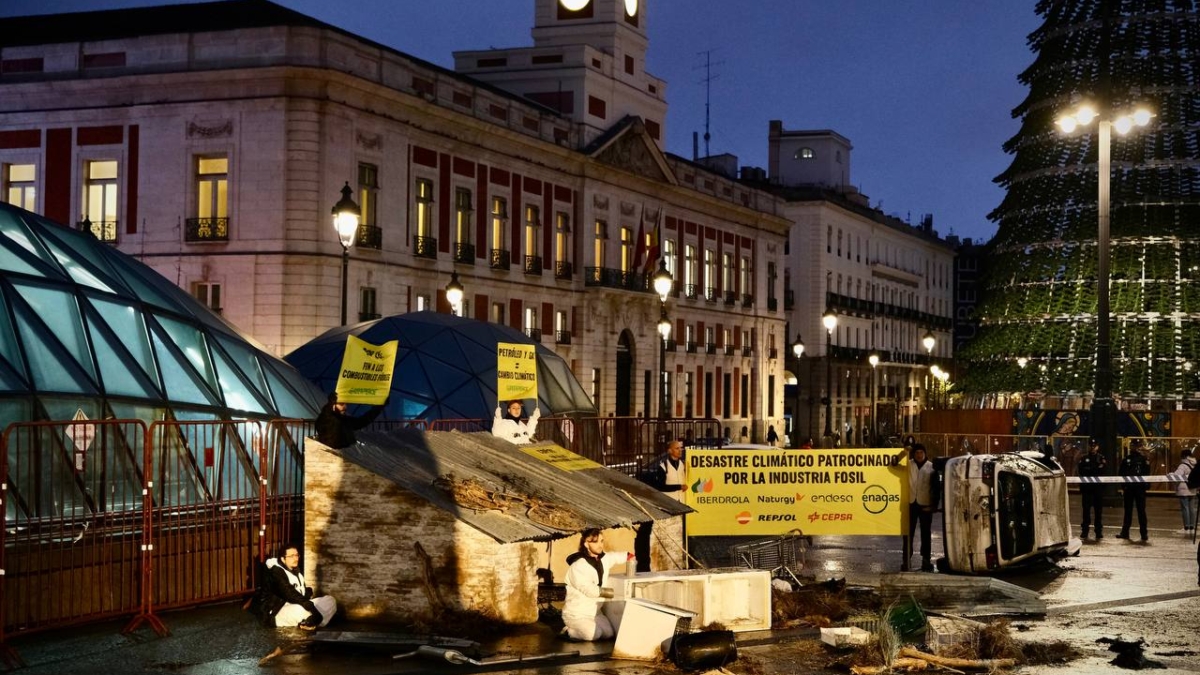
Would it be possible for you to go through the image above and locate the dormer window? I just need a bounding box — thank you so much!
[794,147,814,160]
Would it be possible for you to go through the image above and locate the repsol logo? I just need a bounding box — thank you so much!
[757,514,797,522]
[861,484,900,514]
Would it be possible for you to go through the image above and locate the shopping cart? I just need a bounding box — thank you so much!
[728,529,807,586]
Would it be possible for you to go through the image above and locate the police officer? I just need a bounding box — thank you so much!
[1077,438,1107,539]
[1117,439,1151,542]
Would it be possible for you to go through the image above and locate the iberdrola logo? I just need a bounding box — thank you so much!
[691,477,713,493]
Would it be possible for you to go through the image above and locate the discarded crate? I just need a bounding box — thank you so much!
[728,529,806,583]
[886,595,926,641]
[925,616,980,655]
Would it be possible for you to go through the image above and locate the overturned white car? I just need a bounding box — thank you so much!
[938,452,1082,574]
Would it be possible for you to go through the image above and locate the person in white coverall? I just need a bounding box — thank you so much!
[562,528,631,641]
[491,400,541,444]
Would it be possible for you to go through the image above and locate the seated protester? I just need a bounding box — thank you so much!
[562,528,631,641]
[253,545,337,630]
[491,400,541,444]
[315,392,386,449]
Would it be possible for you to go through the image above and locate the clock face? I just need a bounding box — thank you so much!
[625,0,638,16]
[559,0,591,11]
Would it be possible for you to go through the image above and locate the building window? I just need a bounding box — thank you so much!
[663,239,677,279]
[3,163,36,211]
[684,372,694,418]
[722,252,733,292]
[704,249,716,293]
[359,286,379,321]
[524,204,540,256]
[415,294,430,311]
[794,147,814,159]
[593,220,608,267]
[82,159,119,242]
[415,177,434,238]
[359,163,378,228]
[524,306,539,338]
[193,282,222,313]
[768,375,776,417]
[684,244,697,288]
[591,368,601,404]
[620,226,634,272]
[555,212,571,262]
[767,262,777,303]
[741,374,749,417]
[491,301,505,324]
[455,187,473,244]
[740,256,750,294]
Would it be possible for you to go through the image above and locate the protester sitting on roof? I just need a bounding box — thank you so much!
[492,399,541,444]
[562,528,631,641]
[314,392,386,448]
[250,545,337,631]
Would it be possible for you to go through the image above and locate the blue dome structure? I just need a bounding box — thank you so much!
[0,202,323,428]
[285,311,596,422]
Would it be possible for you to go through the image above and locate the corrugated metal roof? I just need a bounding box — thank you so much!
[309,428,692,544]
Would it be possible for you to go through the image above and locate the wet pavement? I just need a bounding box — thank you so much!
[6,495,1199,674]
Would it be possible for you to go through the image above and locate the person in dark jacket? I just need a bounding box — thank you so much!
[1117,439,1152,541]
[314,392,386,448]
[1077,438,1107,539]
[250,545,337,629]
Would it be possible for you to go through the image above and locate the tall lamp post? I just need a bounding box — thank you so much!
[445,271,465,316]
[868,353,879,447]
[1056,103,1152,466]
[792,334,805,447]
[921,330,936,430]
[652,261,674,419]
[332,182,361,326]
[822,309,838,442]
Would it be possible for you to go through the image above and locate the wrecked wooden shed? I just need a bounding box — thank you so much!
[301,427,692,624]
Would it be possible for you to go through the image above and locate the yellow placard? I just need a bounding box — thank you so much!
[685,448,909,536]
[497,342,538,401]
[521,443,603,471]
[334,335,398,405]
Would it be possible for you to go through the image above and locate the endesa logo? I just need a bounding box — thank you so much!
[861,484,900,514]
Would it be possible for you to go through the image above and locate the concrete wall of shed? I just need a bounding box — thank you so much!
[304,446,539,624]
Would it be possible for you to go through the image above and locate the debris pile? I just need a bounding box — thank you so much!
[433,473,585,530]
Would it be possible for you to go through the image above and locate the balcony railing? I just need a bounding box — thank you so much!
[79,219,118,243]
[705,343,717,354]
[705,287,718,302]
[555,260,573,279]
[454,242,475,264]
[767,297,778,312]
[358,312,381,322]
[686,341,697,353]
[742,294,753,308]
[525,255,543,275]
[556,330,572,345]
[355,224,382,249]
[490,248,510,270]
[742,346,753,357]
[724,291,737,305]
[769,347,779,359]
[583,266,645,291]
[665,339,677,352]
[724,345,734,356]
[684,284,699,300]
[184,217,227,242]
[413,235,437,259]
[525,327,542,341]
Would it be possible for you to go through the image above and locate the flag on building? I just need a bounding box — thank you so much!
[643,210,662,274]
[632,210,647,271]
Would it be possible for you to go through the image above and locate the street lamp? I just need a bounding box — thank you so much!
[332,182,361,326]
[868,352,879,447]
[922,330,936,356]
[792,334,805,447]
[1057,102,1152,466]
[657,304,672,419]
[822,309,838,441]
[652,260,673,303]
[445,271,465,316]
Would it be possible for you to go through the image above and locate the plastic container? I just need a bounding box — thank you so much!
[669,631,738,671]
[820,626,871,647]
[886,596,927,641]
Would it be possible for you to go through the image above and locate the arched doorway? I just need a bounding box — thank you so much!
[616,329,634,416]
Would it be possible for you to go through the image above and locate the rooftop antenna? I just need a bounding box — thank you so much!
[696,49,722,159]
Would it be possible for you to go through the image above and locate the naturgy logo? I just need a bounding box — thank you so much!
[861,484,900,514]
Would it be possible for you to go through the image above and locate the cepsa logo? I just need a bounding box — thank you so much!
[861,484,900,514]
[691,477,714,494]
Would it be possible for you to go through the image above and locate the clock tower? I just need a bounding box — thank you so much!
[454,0,667,148]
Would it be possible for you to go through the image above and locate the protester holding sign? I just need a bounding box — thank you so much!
[492,400,540,444]
[315,392,386,449]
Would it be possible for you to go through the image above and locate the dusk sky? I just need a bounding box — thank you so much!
[0,0,1042,244]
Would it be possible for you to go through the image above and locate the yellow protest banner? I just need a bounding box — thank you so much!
[335,335,398,405]
[685,448,908,536]
[496,342,538,401]
[521,443,603,471]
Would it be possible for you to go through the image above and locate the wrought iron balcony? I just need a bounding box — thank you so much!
[490,248,510,270]
[742,346,753,357]
[686,341,697,353]
[665,339,678,352]
[742,294,753,308]
[525,255,543,275]
[355,224,382,249]
[525,327,542,341]
[556,330,571,345]
[184,217,228,242]
[79,219,118,243]
[454,242,475,264]
[684,284,699,300]
[413,235,438,259]
[705,287,718,302]
[769,347,779,359]
[724,345,734,356]
[555,260,573,279]
[705,343,717,354]
[767,297,778,311]
[725,291,737,305]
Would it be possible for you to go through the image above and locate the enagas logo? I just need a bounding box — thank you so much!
[735,511,752,525]
[691,477,714,493]
[861,484,901,514]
